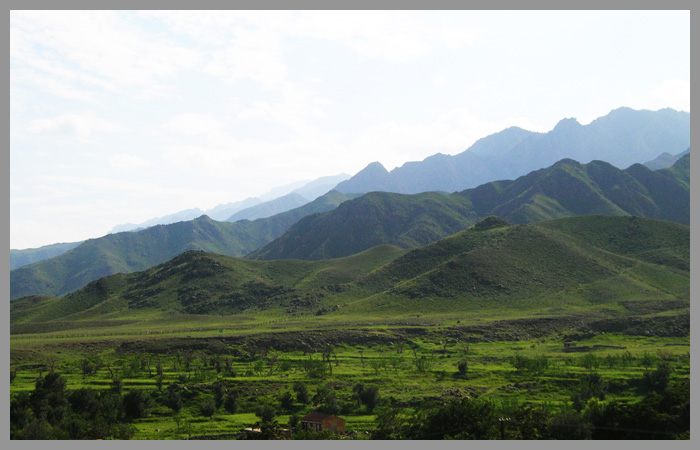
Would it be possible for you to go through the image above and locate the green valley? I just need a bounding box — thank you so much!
[10,215,690,440]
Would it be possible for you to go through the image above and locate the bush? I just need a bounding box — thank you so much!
[456,359,468,377]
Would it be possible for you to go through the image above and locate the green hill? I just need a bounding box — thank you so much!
[10,241,84,270]
[250,156,690,261]
[10,244,406,324]
[9,191,359,300]
[249,191,480,261]
[11,216,688,332]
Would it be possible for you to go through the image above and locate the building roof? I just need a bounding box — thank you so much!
[300,413,344,423]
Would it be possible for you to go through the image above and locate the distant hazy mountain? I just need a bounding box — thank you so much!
[250,155,689,261]
[226,193,310,222]
[109,173,350,233]
[204,197,263,221]
[10,241,84,270]
[336,108,690,195]
[290,173,350,200]
[111,208,206,233]
[10,190,359,300]
[643,148,690,170]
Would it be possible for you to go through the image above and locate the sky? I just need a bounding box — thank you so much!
[10,10,690,250]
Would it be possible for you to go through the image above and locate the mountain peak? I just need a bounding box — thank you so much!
[553,158,582,168]
[553,117,581,131]
[193,214,214,223]
[335,162,393,194]
[472,216,510,230]
[363,161,389,173]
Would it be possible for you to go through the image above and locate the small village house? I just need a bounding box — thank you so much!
[299,413,346,433]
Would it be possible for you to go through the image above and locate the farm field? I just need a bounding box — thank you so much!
[10,310,690,440]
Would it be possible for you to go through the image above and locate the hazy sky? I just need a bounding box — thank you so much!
[10,10,690,250]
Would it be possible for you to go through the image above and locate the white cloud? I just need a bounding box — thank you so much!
[164,114,226,137]
[621,78,691,118]
[288,11,477,62]
[24,113,127,141]
[109,153,154,170]
[11,11,202,100]
[237,82,329,129]
[651,79,690,111]
[433,76,448,88]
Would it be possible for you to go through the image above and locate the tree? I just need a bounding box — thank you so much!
[224,392,239,414]
[571,372,607,411]
[313,386,340,415]
[372,406,407,439]
[294,382,311,404]
[548,410,592,440]
[301,356,327,378]
[288,413,300,431]
[405,397,497,440]
[19,419,55,440]
[111,377,124,394]
[164,391,183,414]
[641,361,672,394]
[352,383,365,408]
[212,381,226,408]
[122,389,153,420]
[369,358,386,375]
[30,371,67,424]
[10,391,32,433]
[360,385,381,412]
[200,399,216,419]
[254,404,280,440]
[414,355,434,373]
[280,391,295,412]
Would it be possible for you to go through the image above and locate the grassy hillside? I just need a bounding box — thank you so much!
[10,241,84,270]
[11,216,688,334]
[10,244,406,325]
[250,157,690,261]
[249,191,480,261]
[10,191,359,300]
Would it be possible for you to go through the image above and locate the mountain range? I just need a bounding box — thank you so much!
[109,173,350,233]
[10,191,359,300]
[11,215,688,328]
[643,148,690,170]
[250,154,690,261]
[224,192,309,222]
[10,154,689,300]
[10,241,84,271]
[336,107,689,195]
